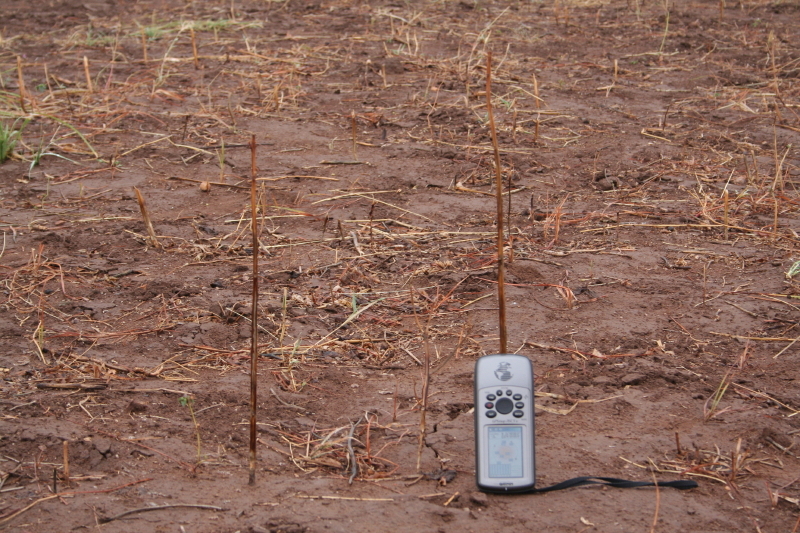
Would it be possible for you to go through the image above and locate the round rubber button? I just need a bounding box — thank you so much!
[513,410,524,418]
[506,390,513,397]
[486,410,497,418]
[485,402,494,409]
[496,397,513,415]
[513,394,522,401]
[515,402,524,409]
[487,394,496,401]
[496,390,503,396]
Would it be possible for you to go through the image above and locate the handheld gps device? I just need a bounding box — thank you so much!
[474,354,535,493]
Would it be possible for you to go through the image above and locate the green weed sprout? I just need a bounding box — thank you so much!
[786,260,800,279]
[179,395,203,464]
[0,118,29,163]
[29,133,78,178]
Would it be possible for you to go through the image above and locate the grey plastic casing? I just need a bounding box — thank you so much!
[474,354,535,493]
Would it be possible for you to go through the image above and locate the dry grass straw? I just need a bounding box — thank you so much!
[62,440,70,488]
[658,0,670,53]
[649,470,661,533]
[82,56,93,93]
[703,370,731,421]
[132,186,161,248]
[543,195,568,247]
[485,51,508,353]
[768,30,780,95]
[190,27,200,69]
[351,110,358,161]
[678,162,798,245]
[722,188,729,240]
[531,73,543,143]
[16,56,28,113]
[140,26,148,61]
[271,418,399,481]
[644,438,765,486]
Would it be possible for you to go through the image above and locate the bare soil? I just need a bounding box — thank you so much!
[1,0,800,531]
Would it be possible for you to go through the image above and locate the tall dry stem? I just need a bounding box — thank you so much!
[485,51,508,353]
[411,290,431,471]
[248,134,259,485]
[659,0,671,53]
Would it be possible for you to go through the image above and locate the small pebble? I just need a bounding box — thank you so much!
[469,492,489,507]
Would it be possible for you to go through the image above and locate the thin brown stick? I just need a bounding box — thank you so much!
[649,470,661,533]
[99,504,223,524]
[249,134,259,486]
[768,31,779,96]
[512,110,518,144]
[412,290,431,471]
[723,189,729,240]
[347,417,361,484]
[16,56,27,113]
[774,144,790,192]
[0,479,151,526]
[132,187,161,248]
[773,334,800,359]
[83,56,93,93]
[43,63,53,100]
[140,27,148,62]
[190,28,200,69]
[351,111,358,161]
[166,176,248,189]
[0,494,58,526]
[62,440,70,488]
[485,51,508,353]
[772,193,779,241]
[525,340,639,359]
[533,73,540,143]
[392,381,398,423]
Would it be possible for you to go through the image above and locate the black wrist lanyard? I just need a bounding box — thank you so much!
[527,476,698,493]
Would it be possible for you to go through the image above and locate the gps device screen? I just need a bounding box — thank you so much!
[487,426,524,478]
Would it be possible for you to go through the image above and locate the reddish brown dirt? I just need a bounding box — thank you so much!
[1,1,800,531]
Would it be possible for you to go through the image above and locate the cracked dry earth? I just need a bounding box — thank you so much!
[1,0,800,531]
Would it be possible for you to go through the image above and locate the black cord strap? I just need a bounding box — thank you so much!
[528,476,698,493]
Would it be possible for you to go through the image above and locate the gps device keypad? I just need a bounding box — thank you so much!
[484,387,528,419]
